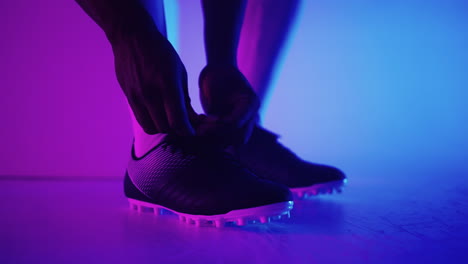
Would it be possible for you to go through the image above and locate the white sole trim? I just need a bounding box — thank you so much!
[290,179,347,199]
[128,198,294,228]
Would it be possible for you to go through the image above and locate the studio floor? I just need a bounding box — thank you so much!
[1,162,467,264]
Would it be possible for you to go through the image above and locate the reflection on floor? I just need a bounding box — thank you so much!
[1,163,467,264]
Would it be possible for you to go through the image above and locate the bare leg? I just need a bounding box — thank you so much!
[201,0,246,67]
[199,0,259,145]
[140,0,167,37]
[234,0,346,192]
[238,0,301,107]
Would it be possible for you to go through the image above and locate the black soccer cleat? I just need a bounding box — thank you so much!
[124,134,293,227]
[232,126,347,199]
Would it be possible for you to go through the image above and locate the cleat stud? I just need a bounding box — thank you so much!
[153,208,160,215]
[260,216,269,224]
[194,220,201,227]
[236,218,246,226]
[215,220,224,228]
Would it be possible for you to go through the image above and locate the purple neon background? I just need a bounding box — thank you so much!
[1,2,468,263]
[1,0,467,178]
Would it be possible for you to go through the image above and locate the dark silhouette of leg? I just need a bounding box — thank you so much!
[233,0,346,196]
[238,0,301,104]
[199,0,259,145]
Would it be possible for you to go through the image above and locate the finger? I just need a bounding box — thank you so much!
[220,88,259,129]
[127,97,159,134]
[201,66,260,129]
[237,113,257,144]
[181,70,200,126]
[161,76,195,136]
[186,102,200,129]
[217,113,256,146]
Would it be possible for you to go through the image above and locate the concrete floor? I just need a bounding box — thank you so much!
[1,162,467,264]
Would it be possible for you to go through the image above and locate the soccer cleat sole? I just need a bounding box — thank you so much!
[128,198,294,227]
[290,179,347,199]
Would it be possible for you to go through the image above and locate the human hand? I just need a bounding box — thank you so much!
[113,29,196,136]
[197,65,259,146]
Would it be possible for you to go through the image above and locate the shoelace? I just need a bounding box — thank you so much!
[161,135,248,172]
[256,128,300,161]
